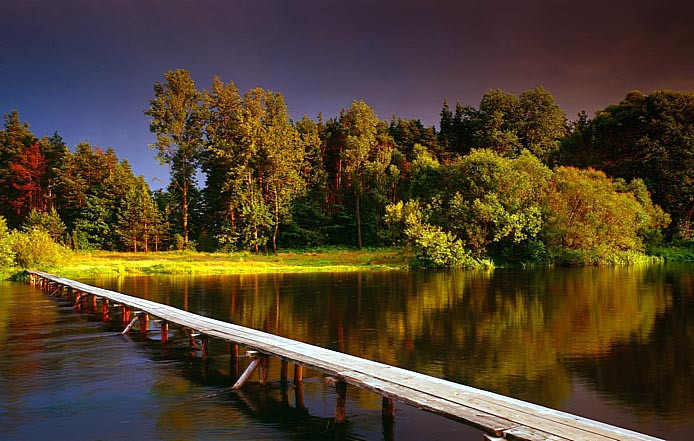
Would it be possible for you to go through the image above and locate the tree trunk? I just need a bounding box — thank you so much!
[253,226,259,255]
[182,178,189,248]
[272,189,279,253]
[356,194,362,250]
[133,237,137,253]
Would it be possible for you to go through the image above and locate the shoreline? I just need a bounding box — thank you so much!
[3,244,693,281]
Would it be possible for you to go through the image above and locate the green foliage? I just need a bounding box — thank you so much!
[116,177,163,252]
[0,216,15,267]
[541,167,669,263]
[396,149,666,266]
[560,90,694,237]
[411,149,551,259]
[439,87,567,162]
[22,208,66,242]
[202,80,307,253]
[10,228,65,268]
[173,233,185,251]
[340,100,393,249]
[146,69,204,247]
[385,201,484,268]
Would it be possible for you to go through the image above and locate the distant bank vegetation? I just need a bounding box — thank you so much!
[1,71,693,269]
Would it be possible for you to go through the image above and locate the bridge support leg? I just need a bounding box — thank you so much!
[294,364,303,383]
[232,354,261,389]
[335,380,347,423]
[122,313,141,334]
[280,360,288,384]
[138,313,149,333]
[102,299,109,321]
[259,355,269,386]
[382,396,394,419]
[122,306,130,325]
[382,397,395,441]
[295,381,306,410]
[90,295,97,312]
[161,322,169,343]
[200,336,209,359]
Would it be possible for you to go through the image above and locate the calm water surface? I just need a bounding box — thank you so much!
[1,263,693,440]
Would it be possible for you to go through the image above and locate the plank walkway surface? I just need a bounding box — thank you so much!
[27,270,662,441]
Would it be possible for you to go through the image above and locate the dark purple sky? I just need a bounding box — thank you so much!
[2,0,693,187]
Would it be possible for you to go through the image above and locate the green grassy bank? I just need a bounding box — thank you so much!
[3,247,410,280]
[3,243,693,281]
[648,241,694,262]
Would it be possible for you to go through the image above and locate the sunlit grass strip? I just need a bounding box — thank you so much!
[38,248,411,278]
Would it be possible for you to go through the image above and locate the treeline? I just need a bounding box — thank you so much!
[0,117,164,252]
[1,69,692,267]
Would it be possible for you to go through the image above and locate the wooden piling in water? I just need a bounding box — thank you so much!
[161,322,169,343]
[293,364,303,383]
[335,380,347,423]
[280,359,288,384]
[382,396,394,418]
[138,313,149,333]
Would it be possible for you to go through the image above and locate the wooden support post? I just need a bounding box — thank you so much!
[122,306,130,325]
[295,381,306,410]
[74,293,84,310]
[161,322,169,343]
[122,315,139,334]
[138,313,149,333]
[294,364,303,383]
[102,299,109,321]
[382,396,395,419]
[259,355,269,386]
[280,359,288,384]
[200,336,209,359]
[383,401,395,441]
[90,295,97,312]
[232,357,261,389]
[335,380,347,423]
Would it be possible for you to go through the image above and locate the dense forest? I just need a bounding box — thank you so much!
[1,69,693,267]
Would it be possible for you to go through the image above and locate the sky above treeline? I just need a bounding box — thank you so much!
[2,0,693,188]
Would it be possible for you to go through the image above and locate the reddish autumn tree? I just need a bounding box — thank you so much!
[9,143,47,218]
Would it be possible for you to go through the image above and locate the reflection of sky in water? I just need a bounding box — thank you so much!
[1,262,692,440]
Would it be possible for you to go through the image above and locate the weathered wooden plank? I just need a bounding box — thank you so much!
[27,271,663,441]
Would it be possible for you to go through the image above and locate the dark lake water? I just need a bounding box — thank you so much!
[1,263,693,440]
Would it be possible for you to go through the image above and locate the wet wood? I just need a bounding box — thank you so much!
[293,364,303,383]
[259,355,269,386]
[382,396,394,418]
[161,322,169,343]
[138,313,149,333]
[233,357,261,390]
[280,359,288,384]
[27,271,663,441]
[295,381,305,409]
[335,380,347,423]
[121,315,139,334]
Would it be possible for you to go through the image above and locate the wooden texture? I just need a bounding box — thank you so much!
[28,271,663,441]
[233,357,261,390]
[335,380,347,423]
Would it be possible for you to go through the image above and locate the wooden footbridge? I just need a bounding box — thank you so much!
[26,270,662,441]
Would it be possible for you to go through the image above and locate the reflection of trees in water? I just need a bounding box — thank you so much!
[567,265,694,416]
[91,264,690,416]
